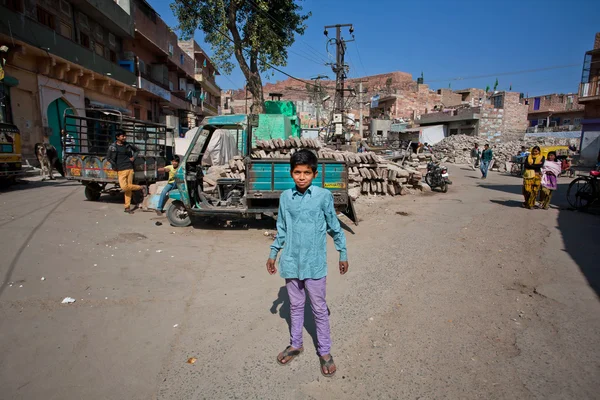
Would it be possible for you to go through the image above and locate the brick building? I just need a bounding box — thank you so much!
[0,0,221,162]
[523,93,584,131]
[0,0,138,161]
[578,32,600,165]
[419,91,528,141]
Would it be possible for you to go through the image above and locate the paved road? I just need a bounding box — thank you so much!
[0,167,598,400]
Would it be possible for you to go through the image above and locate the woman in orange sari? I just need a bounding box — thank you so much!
[522,146,545,209]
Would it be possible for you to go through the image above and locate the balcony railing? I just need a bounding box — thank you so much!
[203,102,218,115]
[526,125,582,133]
[579,79,600,99]
[0,5,136,86]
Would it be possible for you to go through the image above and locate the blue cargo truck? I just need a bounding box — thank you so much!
[166,114,357,227]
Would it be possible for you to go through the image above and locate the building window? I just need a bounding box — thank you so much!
[558,95,564,103]
[108,33,116,47]
[0,83,13,124]
[147,110,153,121]
[95,25,103,41]
[574,118,582,125]
[180,53,184,65]
[134,108,141,120]
[59,0,72,17]
[492,95,503,109]
[94,43,104,57]
[544,95,552,100]
[58,22,72,40]
[6,0,24,13]
[109,50,117,63]
[562,119,571,125]
[37,7,56,30]
[78,12,89,30]
[80,32,90,48]
[168,43,174,56]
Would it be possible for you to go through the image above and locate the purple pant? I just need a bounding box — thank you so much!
[286,277,331,356]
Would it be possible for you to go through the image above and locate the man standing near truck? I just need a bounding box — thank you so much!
[107,130,147,214]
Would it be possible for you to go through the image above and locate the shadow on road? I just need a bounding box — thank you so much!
[482,181,600,299]
[0,178,79,193]
[557,208,600,299]
[271,286,319,354]
[490,199,523,208]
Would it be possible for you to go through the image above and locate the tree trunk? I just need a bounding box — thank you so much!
[226,2,265,114]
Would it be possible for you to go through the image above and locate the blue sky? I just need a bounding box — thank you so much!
[149,0,600,96]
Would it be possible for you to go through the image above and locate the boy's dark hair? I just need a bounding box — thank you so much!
[172,155,180,162]
[115,129,126,138]
[290,149,318,172]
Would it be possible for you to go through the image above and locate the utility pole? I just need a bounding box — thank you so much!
[324,24,354,146]
[359,81,363,138]
[310,75,328,128]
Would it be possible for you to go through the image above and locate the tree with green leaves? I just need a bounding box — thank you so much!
[171,0,310,113]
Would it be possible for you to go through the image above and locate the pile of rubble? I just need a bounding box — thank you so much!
[203,138,428,199]
[431,135,535,166]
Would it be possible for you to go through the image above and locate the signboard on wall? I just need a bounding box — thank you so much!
[370,94,380,108]
[140,78,171,102]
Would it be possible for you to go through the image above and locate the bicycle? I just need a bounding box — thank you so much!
[566,169,600,210]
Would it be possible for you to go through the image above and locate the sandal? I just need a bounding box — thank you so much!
[319,355,336,378]
[276,346,303,366]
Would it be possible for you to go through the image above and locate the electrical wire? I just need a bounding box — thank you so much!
[245,0,329,65]
[428,64,582,83]
[353,39,368,77]
[212,26,323,89]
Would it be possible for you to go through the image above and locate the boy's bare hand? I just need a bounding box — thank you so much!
[266,258,277,275]
[339,261,349,275]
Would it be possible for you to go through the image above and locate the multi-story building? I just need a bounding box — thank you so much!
[0,0,138,160]
[419,91,528,141]
[578,32,600,165]
[124,0,214,137]
[179,39,220,117]
[523,93,584,132]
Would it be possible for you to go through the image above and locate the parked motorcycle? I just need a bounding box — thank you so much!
[425,161,452,192]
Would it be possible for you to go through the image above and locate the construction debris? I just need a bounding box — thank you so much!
[431,134,578,169]
[218,137,429,199]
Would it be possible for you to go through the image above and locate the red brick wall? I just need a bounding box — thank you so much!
[502,92,529,138]
[594,32,600,50]
[524,93,583,113]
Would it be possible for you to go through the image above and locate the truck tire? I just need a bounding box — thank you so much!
[84,183,102,201]
[167,201,191,227]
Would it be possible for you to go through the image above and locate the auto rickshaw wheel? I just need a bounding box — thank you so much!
[167,201,191,227]
[84,183,102,201]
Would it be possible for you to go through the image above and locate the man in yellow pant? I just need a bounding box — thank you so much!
[107,130,147,213]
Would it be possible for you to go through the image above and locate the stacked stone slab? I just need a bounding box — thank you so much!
[241,137,424,199]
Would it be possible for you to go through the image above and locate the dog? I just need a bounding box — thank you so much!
[34,143,64,180]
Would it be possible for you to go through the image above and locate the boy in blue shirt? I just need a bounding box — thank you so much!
[266,149,349,378]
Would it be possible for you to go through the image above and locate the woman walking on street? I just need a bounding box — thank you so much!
[538,151,560,210]
[522,146,545,209]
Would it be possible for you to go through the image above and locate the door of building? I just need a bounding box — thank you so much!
[47,97,75,158]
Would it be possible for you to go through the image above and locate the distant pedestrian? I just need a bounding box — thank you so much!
[522,146,545,209]
[156,155,180,216]
[106,130,147,214]
[470,143,480,170]
[480,144,493,179]
[538,151,560,210]
[267,149,348,378]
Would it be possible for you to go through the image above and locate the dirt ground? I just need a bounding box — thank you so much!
[0,166,599,400]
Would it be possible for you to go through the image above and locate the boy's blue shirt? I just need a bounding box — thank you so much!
[269,184,347,280]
